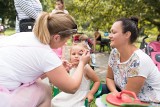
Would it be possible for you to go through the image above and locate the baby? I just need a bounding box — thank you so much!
[52,43,100,107]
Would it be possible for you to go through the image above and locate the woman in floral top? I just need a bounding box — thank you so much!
[96,17,160,106]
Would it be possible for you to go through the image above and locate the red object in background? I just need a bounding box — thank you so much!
[73,35,80,42]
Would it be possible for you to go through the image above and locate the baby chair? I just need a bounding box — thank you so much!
[140,35,160,71]
[52,83,102,107]
[148,41,160,71]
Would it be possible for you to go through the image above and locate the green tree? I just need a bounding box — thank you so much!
[0,0,16,27]
[40,0,54,12]
[0,0,159,35]
[142,0,160,32]
[66,0,160,35]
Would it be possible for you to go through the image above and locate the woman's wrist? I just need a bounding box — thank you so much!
[112,90,119,93]
[79,61,85,67]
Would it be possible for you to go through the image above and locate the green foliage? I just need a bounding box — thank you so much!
[65,0,160,35]
[40,0,55,12]
[4,28,15,36]
[0,0,159,36]
[0,0,16,25]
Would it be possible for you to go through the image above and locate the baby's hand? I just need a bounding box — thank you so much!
[62,60,72,72]
[84,92,94,103]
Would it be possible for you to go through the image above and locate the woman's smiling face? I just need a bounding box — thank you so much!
[109,21,128,48]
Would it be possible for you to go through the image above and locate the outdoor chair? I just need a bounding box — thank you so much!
[52,82,102,107]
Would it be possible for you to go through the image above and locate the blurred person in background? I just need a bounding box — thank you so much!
[14,0,42,32]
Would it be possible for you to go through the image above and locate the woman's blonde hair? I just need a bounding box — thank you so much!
[33,12,77,44]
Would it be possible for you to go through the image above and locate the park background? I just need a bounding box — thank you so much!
[0,0,160,106]
[0,0,160,40]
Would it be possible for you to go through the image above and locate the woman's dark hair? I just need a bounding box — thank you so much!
[116,16,139,44]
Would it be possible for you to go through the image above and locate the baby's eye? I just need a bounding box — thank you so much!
[79,50,84,56]
[79,53,83,56]
[71,53,76,55]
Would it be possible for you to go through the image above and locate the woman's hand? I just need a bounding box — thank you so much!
[112,91,120,97]
[79,50,90,65]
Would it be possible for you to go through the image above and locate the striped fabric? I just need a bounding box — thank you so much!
[14,0,42,32]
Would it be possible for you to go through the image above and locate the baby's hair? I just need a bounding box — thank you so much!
[72,42,89,50]
[79,34,88,41]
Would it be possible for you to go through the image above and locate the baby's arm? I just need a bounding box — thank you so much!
[84,64,100,103]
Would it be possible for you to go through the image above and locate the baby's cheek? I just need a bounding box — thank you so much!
[79,56,82,59]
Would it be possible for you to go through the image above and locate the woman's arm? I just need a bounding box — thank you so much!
[125,76,146,95]
[46,50,90,94]
[85,65,100,102]
[107,66,146,95]
[106,66,119,93]
[95,33,101,40]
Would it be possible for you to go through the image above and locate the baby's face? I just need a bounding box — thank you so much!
[70,45,84,66]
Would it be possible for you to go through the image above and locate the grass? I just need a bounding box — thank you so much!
[4,28,15,36]
[90,99,97,107]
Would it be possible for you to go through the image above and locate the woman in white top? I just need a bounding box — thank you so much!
[96,17,160,107]
[52,0,69,14]
[0,12,90,107]
[14,0,43,32]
